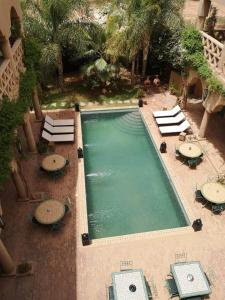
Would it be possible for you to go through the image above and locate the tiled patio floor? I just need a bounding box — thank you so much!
[0,110,78,300]
[0,91,225,300]
[76,90,225,299]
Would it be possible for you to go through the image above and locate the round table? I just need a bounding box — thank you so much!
[41,154,66,172]
[201,182,225,204]
[34,200,65,224]
[178,143,202,158]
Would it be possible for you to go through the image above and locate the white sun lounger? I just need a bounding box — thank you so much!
[44,122,74,134]
[159,120,191,135]
[42,130,74,142]
[156,112,185,125]
[153,105,181,118]
[45,115,74,126]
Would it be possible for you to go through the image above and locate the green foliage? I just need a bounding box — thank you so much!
[23,37,42,70]
[22,0,92,87]
[136,88,145,98]
[169,82,181,96]
[182,26,203,54]
[83,58,119,88]
[182,25,225,96]
[0,38,37,188]
[150,24,185,70]
[0,99,20,186]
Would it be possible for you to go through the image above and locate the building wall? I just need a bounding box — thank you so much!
[0,0,23,101]
[0,0,22,40]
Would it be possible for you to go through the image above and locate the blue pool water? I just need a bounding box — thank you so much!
[81,109,188,239]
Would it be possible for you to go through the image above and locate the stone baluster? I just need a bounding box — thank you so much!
[218,44,225,73]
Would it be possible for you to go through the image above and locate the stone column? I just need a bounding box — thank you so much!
[32,87,43,120]
[199,109,211,138]
[197,0,211,30]
[218,45,225,74]
[0,239,15,274]
[23,113,37,152]
[11,160,28,199]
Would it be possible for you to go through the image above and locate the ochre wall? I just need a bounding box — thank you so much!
[0,0,22,39]
[169,71,183,95]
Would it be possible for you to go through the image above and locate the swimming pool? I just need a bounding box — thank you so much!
[81,109,188,239]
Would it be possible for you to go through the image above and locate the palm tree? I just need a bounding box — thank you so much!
[106,0,184,80]
[22,0,88,92]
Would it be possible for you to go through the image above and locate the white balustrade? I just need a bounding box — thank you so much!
[0,38,23,101]
[200,31,224,70]
[12,38,24,74]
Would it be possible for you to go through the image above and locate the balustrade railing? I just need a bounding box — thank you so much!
[200,31,224,71]
[0,38,23,101]
[0,59,18,100]
[12,38,24,74]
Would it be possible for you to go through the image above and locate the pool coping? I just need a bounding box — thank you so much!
[76,107,193,247]
[139,109,191,225]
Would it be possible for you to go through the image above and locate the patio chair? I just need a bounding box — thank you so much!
[185,297,203,300]
[156,112,185,125]
[42,130,74,143]
[65,154,70,167]
[45,115,74,126]
[50,220,65,231]
[166,278,179,298]
[195,189,204,201]
[27,214,40,226]
[159,120,191,135]
[108,286,114,300]
[187,157,202,168]
[204,272,211,286]
[44,122,74,134]
[153,105,181,118]
[211,203,225,214]
[145,279,153,299]
[64,196,72,214]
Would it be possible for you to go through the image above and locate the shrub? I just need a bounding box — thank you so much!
[136,88,145,98]
[182,25,225,96]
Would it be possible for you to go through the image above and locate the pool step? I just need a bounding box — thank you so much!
[115,111,145,135]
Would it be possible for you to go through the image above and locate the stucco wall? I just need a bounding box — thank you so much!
[169,71,183,95]
[0,0,22,39]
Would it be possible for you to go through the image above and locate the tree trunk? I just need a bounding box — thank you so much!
[57,46,64,93]
[32,87,43,120]
[142,37,150,78]
[131,59,136,85]
[136,52,140,74]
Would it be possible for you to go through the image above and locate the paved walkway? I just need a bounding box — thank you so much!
[0,92,225,299]
[0,110,78,300]
[76,91,225,299]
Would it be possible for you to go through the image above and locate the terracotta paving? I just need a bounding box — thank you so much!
[76,90,225,299]
[0,91,225,300]
[0,110,78,300]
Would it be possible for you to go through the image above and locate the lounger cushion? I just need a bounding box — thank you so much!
[156,112,185,125]
[45,115,74,126]
[44,122,74,134]
[54,119,74,126]
[42,130,74,142]
[153,105,181,118]
[159,120,190,134]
